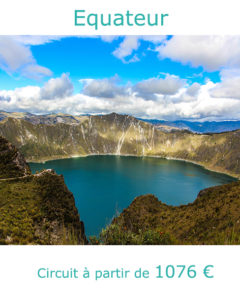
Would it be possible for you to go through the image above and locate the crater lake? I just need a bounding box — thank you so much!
[30,155,236,237]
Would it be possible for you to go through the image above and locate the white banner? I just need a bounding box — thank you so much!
[0,0,240,299]
[0,0,239,35]
[0,246,238,299]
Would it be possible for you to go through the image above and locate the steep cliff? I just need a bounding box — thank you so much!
[0,136,31,179]
[100,181,240,245]
[0,112,240,177]
[0,136,87,245]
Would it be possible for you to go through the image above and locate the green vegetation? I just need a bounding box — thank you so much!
[90,224,176,245]
[1,111,240,245]
[0,113,240,178]
[0,136,30,179]
[0,173,87,245]
[98,182,240,245]
[0,136,87,245]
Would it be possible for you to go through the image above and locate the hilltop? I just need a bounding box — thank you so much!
[99,181,240,245]
[0,136,87,245]
[0,112,240,178]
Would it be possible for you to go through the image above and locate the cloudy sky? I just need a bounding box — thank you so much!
[1,35,240,121]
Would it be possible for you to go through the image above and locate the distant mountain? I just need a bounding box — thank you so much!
[140,118,240,133]
[1,111,240,133]
[0,111,83,125]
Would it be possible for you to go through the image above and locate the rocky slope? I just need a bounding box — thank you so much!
[0,112,240,177]
[0,136,31,179]
[0,136,87,245]
[100,181,240,245]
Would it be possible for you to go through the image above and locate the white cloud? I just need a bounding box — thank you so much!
[81,74,184,101]
[80,76,127,98]
[0,36,32,71]
[1,35,240,121]
[100,36,119,43]
[134,75,185,100]
[40,73,73,100]
[0,35,166,79]
[22,64,52,80]
[1,73,240,121]
[220,68,240,79]
[10,36,64,46]
[157,36,240,71]
[0,36,52,79]
[112,35,166,63]
[210,77,240,99]
[112,36,140,62]
[141,36,166,44]
[209,67,240,100]
[5,35,240,81]
[186,82,201,96]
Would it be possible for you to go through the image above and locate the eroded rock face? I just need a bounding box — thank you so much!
[29,170,88,245]
[0,135,31,179]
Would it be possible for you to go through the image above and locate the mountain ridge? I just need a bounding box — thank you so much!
[1,110,240,133]
[0,112,240,178]
[100,181,240,245]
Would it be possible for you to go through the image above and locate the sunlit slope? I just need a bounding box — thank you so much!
[0,113,240,177]
[101,181,240,245]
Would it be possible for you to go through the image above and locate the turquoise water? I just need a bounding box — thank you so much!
[30,155,236,237]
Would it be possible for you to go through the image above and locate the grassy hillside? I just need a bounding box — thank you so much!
[0,136,87,245]
[1,112,240,245]
[98,181,240,245]
[0,113,240,178]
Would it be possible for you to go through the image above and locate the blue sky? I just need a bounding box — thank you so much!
[0,36,220,91]
[0,35,240,121]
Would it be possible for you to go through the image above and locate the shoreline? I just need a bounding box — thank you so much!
[27,152,240,180]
